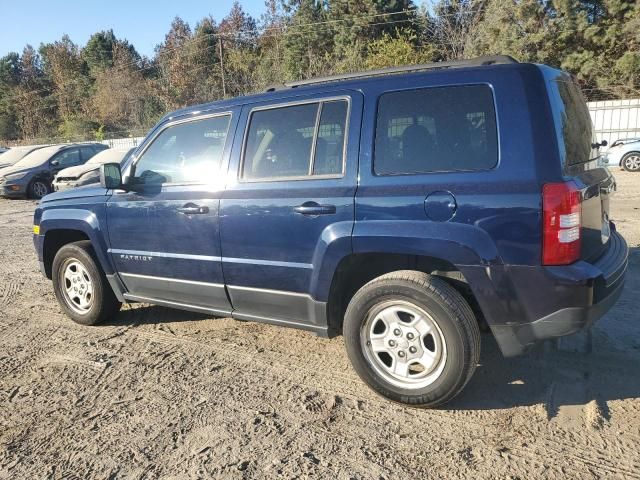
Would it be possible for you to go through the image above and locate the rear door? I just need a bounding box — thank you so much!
[106,110,238,314]
[219,92,362,327]
[545,71,614,261]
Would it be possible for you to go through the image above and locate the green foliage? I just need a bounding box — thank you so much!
[366,29,434,69]
[94,124,105,141]
[0,0,638,144]
[57,117,98,142]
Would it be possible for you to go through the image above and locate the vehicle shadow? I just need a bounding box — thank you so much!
[105,304,214,327]
[102,247,640,416]
[449,246,640,415]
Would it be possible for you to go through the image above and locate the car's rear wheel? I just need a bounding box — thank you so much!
[29,180,50,199]
[343,271,480,408]
[52,241,121,325]
[622,152,640,172]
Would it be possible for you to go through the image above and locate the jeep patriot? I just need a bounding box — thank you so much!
[33,56,628,407]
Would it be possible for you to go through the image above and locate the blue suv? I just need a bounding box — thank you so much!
[33,56,628,407]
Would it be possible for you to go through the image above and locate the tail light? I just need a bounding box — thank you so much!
[542,181,582,265]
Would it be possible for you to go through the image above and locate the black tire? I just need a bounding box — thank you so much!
[621,152,640,172]
[52,240,121,325]
[28,179,50,199]
[343,270,480,408]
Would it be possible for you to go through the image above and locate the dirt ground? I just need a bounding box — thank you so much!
[0,172,639,480]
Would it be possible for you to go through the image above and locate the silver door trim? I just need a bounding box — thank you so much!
[110,248,222,262]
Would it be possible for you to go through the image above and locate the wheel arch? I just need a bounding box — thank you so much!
[324,252,486,334]
[39,209,113,279]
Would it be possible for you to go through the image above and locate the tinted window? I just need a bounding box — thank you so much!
[243,103,317,180]
[313,101,348,175]
[242,100,348,180]
[551,77,597,164]
[374,85,498,175]
[55,149,81,167]
[80,147,97,161]
[132,115,231,185]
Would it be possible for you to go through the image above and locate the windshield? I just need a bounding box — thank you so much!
[86,148,132,165]
[0,148,37,165]
[14,147,60,168]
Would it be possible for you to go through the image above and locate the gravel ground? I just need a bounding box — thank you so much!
[0,171,639,479]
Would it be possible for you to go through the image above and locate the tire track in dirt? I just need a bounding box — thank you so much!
[21,310,640,480]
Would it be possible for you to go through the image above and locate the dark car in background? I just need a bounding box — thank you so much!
[0,143,108,199]
[53,147,134,192]
[0,145,47,169]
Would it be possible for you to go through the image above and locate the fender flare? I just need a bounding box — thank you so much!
[311,220,502,301]
[39,207,114,275]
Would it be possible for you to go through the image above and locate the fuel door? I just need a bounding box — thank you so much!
[424,191,457,221]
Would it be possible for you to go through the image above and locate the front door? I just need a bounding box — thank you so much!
[106,109,238,315]
[220,92,362,328]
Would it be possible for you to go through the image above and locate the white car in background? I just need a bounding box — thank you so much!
[0,145,47,169]
[603,137,640,172]
[52,147,134,191]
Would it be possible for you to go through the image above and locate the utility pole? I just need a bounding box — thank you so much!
[219,37,226,98]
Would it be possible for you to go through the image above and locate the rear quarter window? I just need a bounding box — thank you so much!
[547,75,597,165]
[374,85,498,175]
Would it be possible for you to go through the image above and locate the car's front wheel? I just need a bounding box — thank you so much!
[621,152,640,172]
[29,179,50,199]
[52,241,121,325]
[343,271,480,408]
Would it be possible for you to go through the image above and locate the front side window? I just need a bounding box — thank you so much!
[132,114,231,185]
[242,99,348,180]
[374,85,498,175]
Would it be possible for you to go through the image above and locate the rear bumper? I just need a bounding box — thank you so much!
[463,229,629,356]
[490,274,624,356]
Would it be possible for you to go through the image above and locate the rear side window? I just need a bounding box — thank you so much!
[80,147,97,161]
[242,99,348,180]
[549,76,597,164]
[55,149,81,167]
[132,114,231,185]
[374,85,498,175]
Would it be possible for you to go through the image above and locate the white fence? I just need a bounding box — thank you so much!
[588,99,640,145]
[101,136,145,149]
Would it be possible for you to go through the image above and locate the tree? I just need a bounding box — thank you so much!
[12,46,55,141]
[92,42,154,133]
[83,30,140,76]
[0,53,21,140]
[366,29,434,69]
[218,3,260,96]
[465,0,557,63]
[40,35,91,120]
[282,0,333,79]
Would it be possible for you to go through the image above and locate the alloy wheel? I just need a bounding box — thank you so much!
[361,300,447,389]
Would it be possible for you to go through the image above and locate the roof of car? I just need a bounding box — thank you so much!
[34,143,105,155]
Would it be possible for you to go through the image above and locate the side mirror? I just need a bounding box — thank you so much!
[100,163,123,190]
[50,159,59,166]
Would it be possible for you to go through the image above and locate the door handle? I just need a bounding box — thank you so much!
[177,204,210,215]
[293,202,336,216]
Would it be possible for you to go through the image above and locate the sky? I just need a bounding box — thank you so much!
[0,0,266,58]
